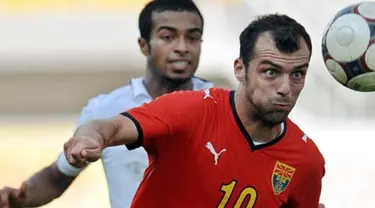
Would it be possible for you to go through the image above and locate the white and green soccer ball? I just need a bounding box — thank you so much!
[322,1,375,92]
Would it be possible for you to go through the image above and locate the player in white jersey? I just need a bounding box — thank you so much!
[0,1,211,208]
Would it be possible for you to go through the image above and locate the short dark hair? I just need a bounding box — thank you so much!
[239,14,312,70]
[138,0,204,42]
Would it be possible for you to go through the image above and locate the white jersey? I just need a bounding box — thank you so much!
[73,77,213,208]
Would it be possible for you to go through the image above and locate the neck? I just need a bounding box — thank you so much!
[144,71,193,99]
[234,88,283,143]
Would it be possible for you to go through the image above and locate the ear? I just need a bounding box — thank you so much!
[138,37,149,56]
[234,58,246,82]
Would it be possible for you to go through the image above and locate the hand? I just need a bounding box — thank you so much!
[64,136,103,168]
[0,182,28,208]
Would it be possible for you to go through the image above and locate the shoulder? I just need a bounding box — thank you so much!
[284,119,325,186]
[76,83,136,126]
[153,87,229,103]
[192,76,214,89]
[286,119,325,169]
[139,88,230,116]
[83,84,133,111]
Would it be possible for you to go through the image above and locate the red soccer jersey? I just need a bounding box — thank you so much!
[123,88,325,208]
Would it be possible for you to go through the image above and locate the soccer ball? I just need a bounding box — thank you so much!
[322,1,375,92]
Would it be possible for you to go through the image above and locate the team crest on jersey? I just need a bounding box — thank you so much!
[271,161,296,195]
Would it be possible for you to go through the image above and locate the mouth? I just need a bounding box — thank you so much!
[273,103,291,110]
[168,60,190,71]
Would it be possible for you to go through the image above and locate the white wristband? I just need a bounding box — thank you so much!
[56,153,85,177]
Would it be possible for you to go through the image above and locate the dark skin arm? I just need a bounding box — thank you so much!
[0,161,76,208]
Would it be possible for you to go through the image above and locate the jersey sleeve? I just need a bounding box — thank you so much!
[122,90,207,152]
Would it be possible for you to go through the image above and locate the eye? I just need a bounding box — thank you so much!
[264,69,278,78]
[188,36,199,42]
[292,71,304,79]
[161,34,173,41]
[188,33,202,42]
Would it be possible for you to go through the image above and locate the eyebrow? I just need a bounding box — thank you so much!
[259,60,309,70]
[294,63,309,70]
[157,26,202,34]
[259,60,281,68]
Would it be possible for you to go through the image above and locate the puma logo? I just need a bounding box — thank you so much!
[206,141,226,165]
[203,89,217,103]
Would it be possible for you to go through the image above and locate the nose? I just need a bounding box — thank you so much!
[277,76,291,96]
[174,37,189,55]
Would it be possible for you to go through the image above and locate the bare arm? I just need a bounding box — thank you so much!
[74,115,139,148]
[64,115,139,167]
[0,161,76,208]
[65,91,207,167]
[23,162,76,207]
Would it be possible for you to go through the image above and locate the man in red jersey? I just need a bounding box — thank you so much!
[64,14,325,208]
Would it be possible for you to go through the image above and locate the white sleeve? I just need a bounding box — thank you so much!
[75,97,100,129]
[56,98,99,176]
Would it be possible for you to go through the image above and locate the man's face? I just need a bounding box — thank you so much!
[140,11,202,83]
[236,32,311,126]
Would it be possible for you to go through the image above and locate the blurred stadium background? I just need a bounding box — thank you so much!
[1,0,375,207]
